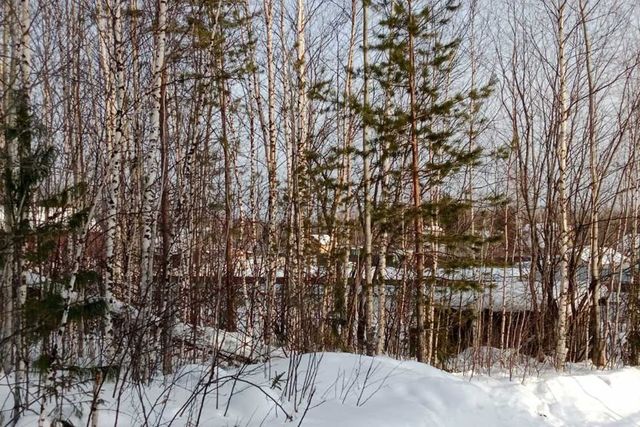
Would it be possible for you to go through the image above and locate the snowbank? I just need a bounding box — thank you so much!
[6,352,640,426]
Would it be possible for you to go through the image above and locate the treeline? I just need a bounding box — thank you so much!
[1,0,640,424]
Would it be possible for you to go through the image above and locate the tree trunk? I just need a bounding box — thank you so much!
[579,0,605,368]
[407,0,425,363]
[361,0,374,356]
[263,0,278,348]
[555,0,569,370]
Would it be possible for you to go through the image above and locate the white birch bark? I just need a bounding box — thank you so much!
[140,0,167,302]
[87,1,125,425]
[0,0,12,376]
[578,0,605,367]
[13,0,30,419]
[555,0,570,370]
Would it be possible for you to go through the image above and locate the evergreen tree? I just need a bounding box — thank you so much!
[365,0,493,361]
[1,88,101,424]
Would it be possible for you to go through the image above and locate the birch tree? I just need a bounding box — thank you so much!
[554,0,570,370]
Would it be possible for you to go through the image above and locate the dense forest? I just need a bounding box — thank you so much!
[1,0,640,425]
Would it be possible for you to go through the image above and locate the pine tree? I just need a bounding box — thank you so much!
[365,0,492,361]
[1,87,101,425]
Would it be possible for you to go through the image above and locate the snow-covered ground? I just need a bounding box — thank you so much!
[5,351,640,426]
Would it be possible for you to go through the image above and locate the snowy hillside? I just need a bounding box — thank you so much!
[7,352,639,427]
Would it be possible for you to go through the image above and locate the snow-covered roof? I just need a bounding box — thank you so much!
[576,247,627,267]
[433,265,540,312]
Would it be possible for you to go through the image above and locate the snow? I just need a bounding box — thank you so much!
[6,352,640,426]
[434,265,540,312]
[172,322,286,361]
[23,270,49,286]
[310,234,332,248]
[576,247,627,267]
[218,251,627,314]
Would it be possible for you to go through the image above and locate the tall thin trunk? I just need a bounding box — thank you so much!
[407,0,425,362]
[219,55,235,332]
[264,0,278,347]
[555,0,569,370]
[4,0,31,424]
[0,0,13,377]
[139,0,168,379]
[90,0,125,423]
[376,89,392,355]
[291,0,307,348]
[338,0,357,349]
[10,0,31,420]
[101,0,124,366]
[280,0,295,345]
[579,0,605,367]
[140,0,167,309]
[362,0,374,356]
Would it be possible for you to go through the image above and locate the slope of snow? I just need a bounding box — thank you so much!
[4,352,640,426]
[172,322,286,361]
